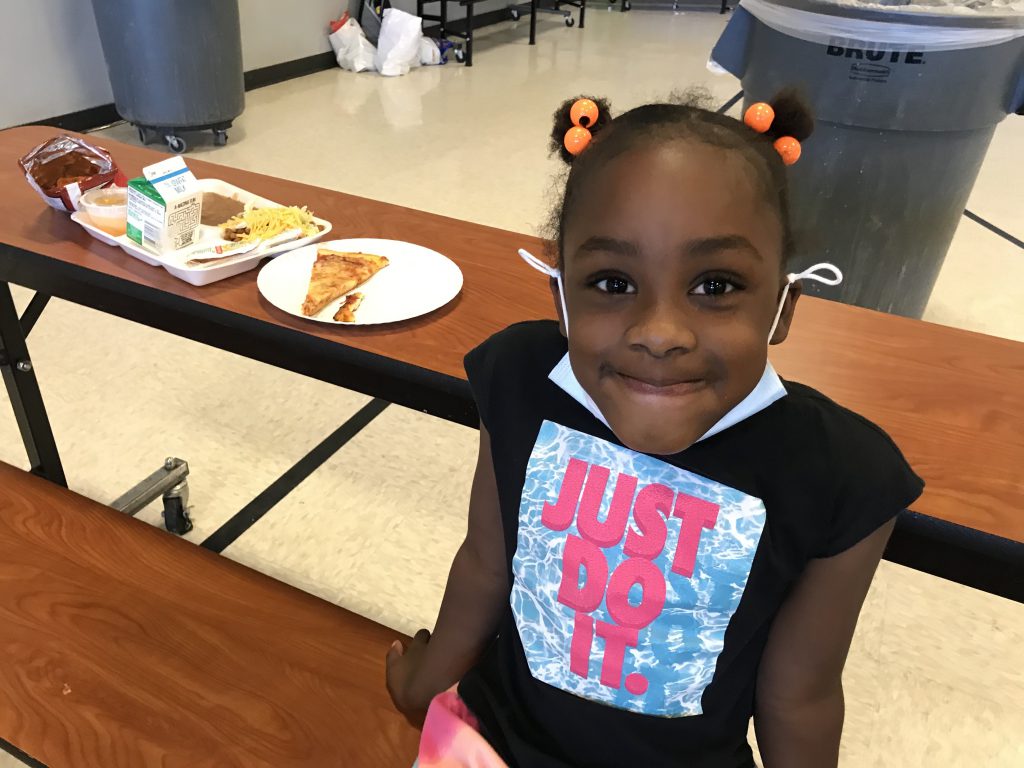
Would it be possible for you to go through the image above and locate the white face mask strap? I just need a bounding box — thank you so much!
[768,262,844,343]
[520,248,570,336]
[791,262,843,287]
[767,282,791,343]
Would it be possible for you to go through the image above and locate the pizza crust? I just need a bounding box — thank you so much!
[333,292,364,323]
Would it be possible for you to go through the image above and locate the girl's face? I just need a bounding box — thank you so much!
[559,141,800,455]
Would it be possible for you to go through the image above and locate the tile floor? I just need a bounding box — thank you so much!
[2,9,1023,768]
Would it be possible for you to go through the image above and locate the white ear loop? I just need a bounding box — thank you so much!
[520,249,570,336]
[768,262,843,342]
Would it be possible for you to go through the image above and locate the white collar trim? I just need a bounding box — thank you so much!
[548,354,787,443]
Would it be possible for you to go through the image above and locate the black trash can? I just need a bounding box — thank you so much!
[712,0,1024,318]
[90,0,245,154]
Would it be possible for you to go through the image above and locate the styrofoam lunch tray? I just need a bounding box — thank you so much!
[70,178,332,286]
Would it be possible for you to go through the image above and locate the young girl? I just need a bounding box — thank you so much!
[386,90,923,768]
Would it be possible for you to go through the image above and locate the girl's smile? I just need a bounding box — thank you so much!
[607,369,708,398]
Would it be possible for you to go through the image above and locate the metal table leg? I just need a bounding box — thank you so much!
[0,281,66,486]
[465,1,475,66]
[112,457,193,534]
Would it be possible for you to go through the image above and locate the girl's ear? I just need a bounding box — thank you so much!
[770,280,802,345]
[549,276,567,338]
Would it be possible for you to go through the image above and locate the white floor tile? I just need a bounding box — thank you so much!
[222,406,476,635]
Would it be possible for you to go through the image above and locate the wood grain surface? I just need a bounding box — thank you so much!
[0,463,420,767]
[1,125,1022,543]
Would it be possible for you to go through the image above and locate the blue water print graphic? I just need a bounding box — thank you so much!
[511,421,766,717]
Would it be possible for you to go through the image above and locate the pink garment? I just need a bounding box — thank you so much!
[418,689,507,768]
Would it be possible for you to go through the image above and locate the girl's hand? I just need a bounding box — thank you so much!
[386,629,433,728]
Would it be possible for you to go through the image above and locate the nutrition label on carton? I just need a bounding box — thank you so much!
[126,157,202,254]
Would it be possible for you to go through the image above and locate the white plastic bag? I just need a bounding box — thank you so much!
[329,16,377,73]
[375,8,424,77]
[420,37,443,66]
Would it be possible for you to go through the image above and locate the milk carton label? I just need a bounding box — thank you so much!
[127,158,202,253]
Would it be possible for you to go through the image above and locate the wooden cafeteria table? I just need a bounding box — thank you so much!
[1,125,1022,603]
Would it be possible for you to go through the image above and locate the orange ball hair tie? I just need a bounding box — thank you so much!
[745,101,803,165]
[564,126,592,156]
[773,136,802,166]
[744,102,775,134]
[570,98,599,129]
[564,98,601,156]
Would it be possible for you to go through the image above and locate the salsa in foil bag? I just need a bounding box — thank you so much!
[18,135,120,212]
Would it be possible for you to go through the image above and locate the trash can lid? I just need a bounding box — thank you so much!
[764,0,1024,28]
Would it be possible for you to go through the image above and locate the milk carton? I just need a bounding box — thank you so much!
[126,157,202,253]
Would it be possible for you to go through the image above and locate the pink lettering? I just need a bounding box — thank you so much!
[625,672,648,696]
[542,457,589,531]
[605,557,667,630]
[670,494,720,578]
[557,535,608,613]
[595,621,639,689]
[577,470,637,549]
[569,612,594,678]
[574,464,609,546]
[623,483,673,560]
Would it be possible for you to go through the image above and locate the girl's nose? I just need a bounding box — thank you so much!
[625,300,697,358]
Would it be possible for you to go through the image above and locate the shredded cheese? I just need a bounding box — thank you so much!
[222,206,319,244]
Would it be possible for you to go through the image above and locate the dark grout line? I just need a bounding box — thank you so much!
[964,209,1024,251]
[0,737,48,768]
[200,398,391,553]
[716,90,743,114]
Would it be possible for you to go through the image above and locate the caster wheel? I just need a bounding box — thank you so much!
[565,16,575,26]
[162,495,193,535]
[510,8,520,20]
[213,129,228,147]
[165,134,187,153]
[454,47,466,63]
[137,126,151,145]
[624,0,632,9]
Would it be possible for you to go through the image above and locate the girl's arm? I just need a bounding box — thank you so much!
[386,425,510,726]
[754,518,896,767]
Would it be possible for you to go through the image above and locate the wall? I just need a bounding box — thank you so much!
[0,0,113,128]
[239,0,342,70]
[0,0,346,128]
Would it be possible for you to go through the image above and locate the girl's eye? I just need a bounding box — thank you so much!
[691,278,737,296]
[594,276,636,295]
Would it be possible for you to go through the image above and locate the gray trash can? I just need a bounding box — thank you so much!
[712,0,1024,318]
[90,0,245,154]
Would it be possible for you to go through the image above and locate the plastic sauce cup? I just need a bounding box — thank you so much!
[79,186,128,236]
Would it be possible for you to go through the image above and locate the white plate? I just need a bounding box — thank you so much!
[257,238,464,325]
[70,178,331,286]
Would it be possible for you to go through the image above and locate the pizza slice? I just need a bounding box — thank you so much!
[301,250,389,316]
[333,292,364,323]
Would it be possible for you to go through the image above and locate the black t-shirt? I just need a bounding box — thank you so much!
[458,321,924,768]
